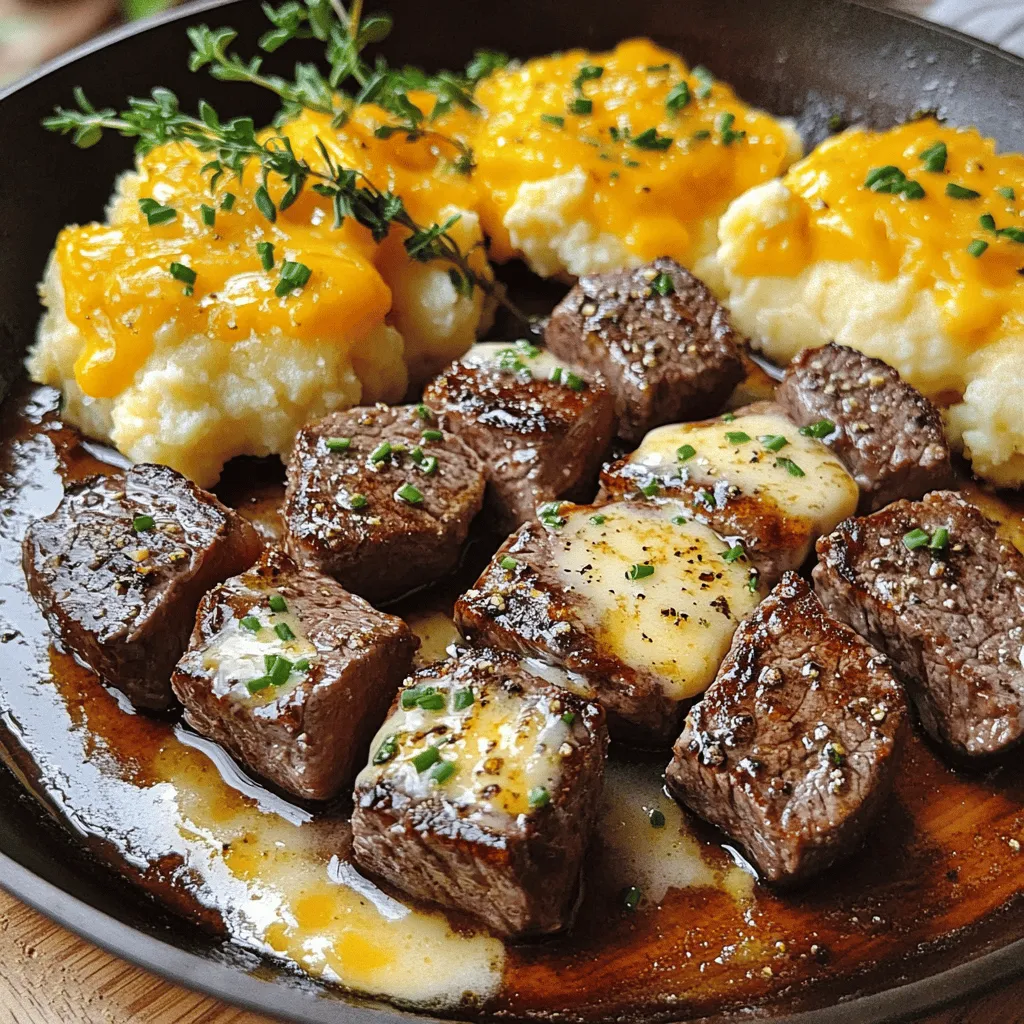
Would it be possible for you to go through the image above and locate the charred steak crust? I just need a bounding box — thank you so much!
[283,404,486,605]
[544,257,745,443]
[422,356,616,532]
[351,647,608,938]
[813,491,1024,758]
[22,463,262,710]
[667,573,908,885]
[775,343,955,512]
[171,548,417,801]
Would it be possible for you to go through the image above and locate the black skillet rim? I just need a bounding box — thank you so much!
[2,1,1024,1021]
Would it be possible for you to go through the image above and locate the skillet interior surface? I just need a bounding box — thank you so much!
[4,1,1024,1021]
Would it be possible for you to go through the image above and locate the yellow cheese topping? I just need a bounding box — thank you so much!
[55,100,480,399]
[471,38,799,265]
[726,119,1024,348]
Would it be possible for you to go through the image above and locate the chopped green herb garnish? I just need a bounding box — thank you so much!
[561,711,576,725]
[725,430,751,445]
[416,692,445,711]
[902,527,930,550]
[722,412,736,422]
[373,735,398,765]
[775,456,805,477]
[431,759,456,784]
[256,240,275,270]
[246,675,273,694]
[349,493,368,510]
[421,428,443,442]
[168,261,196,295]
[541,113,565,128]
[647,63,671,72]
[622,885,642,911]
[411,745,441,772]
[138,197,176,226]
[799,418,836,439]
[631,127,673,150]
[997,186,1016,201]
[692,64,714,99]
[396,483,424,504]
[627,563,655,580]
[200,203,216,227]
[649,809,666,828]
[998,226,1024,243]
[568,97,593,116]
[928,526,949,551]
[919,141,947,172]
[589,513,607,525]
[666,81,691,113]
[415,403,434,421]
[325,436,350,451]
[274,621,295,642]
[402,685,433,709]
[220,192,235,211]
[453,688,475,711]
[946,183,981,200]
[370,441,392,462]
[240,615,261,633]
[865,165,925,200]
[651,271,675,296]
[293,658,310,672]
[640,480,661,498]
[677,444,696,462]
[980,213,996,233]
[824,740,846,767]
[747,571,760,594]
[758,434,789,452]
[717,111,745,145]
[696,489,716,509]
[549,366,563,385]
[275,260,312,296]
[254,184,276,222]
[721,544,745,563]
[967,239,989,258]
[132,514,155,532]
[268,655,292,686]
[538,501,567,529]
[528,786,551,809]
[575,64,604,85]
[268,594,288,613]
[691,129,711,141]
[564,370,585,391]
[499,555,519,571]
[419,455,438,475]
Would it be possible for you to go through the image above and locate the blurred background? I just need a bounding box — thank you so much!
[2,0,1024,90]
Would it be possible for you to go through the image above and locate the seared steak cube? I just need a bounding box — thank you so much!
[422,341,616,532]
[599,403,859,586]
[172,548,417,801]
[814,490,1024,758]
[666,573,908,885]
[284,404,486,605]
[351,646,607,938]
[776,343,955,512]
[544,258,744,443]
[454,500,761,746]
[22,464,262,710]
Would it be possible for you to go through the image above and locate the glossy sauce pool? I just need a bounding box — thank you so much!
[4,381,1024,1021]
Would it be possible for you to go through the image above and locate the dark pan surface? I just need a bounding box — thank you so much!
[4,1,1024,1021]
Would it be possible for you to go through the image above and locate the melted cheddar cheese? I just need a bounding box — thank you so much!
[725,120,1024,349]
[471,38,800,274]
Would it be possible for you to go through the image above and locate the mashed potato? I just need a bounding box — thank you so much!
[29,104,492,486]
[472,38,801,281]
[716,120,1024,487]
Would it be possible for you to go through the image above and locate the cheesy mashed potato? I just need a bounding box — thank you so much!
[716,120,1024,487]
[471,38,802,280]
[29,103,491,486]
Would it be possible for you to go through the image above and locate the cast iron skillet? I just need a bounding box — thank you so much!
[2,0,1024,1020]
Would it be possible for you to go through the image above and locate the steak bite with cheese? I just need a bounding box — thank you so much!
[454,500,761,746]
[776,343,955,512]
[814,491,1024,759]
[666,573,908,885]
[22,463,262,710]
[422,341,616,532]
[544,258,745,443]
[599,403,859,586]
[172,548,417,801]
[351,646,607,938]
[283,404,486,605]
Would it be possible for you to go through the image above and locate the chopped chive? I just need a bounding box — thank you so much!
[647,63,671,72]
[416,692,445,711]
[997,226,1024,243]
[575,64,604,84]
[275,260,312,297]
[799,418,836,439]
[649,809,666,828]
[677,444,697,462]
[946,182,981,200]
[293,658,310,672]
[396,483,424,504]
[622,885,642,911]
[725,430,751,445]
[431,759,456,783]
[500,555,519,571]
[997,186,1016,201]
[132,514,155,532]
[692,64,714,99]
[722,412,736,422]
[240,615,261,633]
[691,129,711,141]
[758,434,789,452]
[550,366,563,385]
[651,271,675,296]
[169,262,196,295]
[349,493,368,509]
[370,441,392,462]
[671,514,689,525]
[627,563,655,580]
[200,204,216,227]
[747,571,760,594]
[325,436,351,451]
[865,165,925,200]
[402,685,432,709]
[138,197,176,226]
[902,527,930,550]
[264,653,277,672]
[561,711,576,725]
[717,111,745,145]
[775,456,806,477]
[274,621,295,642]
[419,455,438,475]
[453,687,475,711]
[568,97,593,116]
[640,479,661,498]
[421,429,443,442]
[373,735,398,764]
[246,675,273,694]
[631,127,673,150]
[919,141,947,173]
[268,594,288,612]
[528,786,551,809]
[589,513,607,525]
[256,241,275,270]
[564,371,585,391]
[928,526,949,551]
[696,489,716,509]
[721,544,745,563]
[269,655,292,686]
[220,192,236,211]
[541,113,566,128]
[254,184,276,222]
[415,403,434,421]
[967,239,989,258]
[538,501,567,529]
[666,80,691,113]
[412,745,441,772]
[980,213,996,233]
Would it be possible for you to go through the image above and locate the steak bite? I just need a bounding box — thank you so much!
[22,463,262,710]
[666,573,908,885]
[454,500,761,746]
[814,490,1024,759]
[776,343,955,513]
[422,341,616,532]
[172,548,417,801]
[599,403,859,586]
[544,257,745,443]
[351,646,607,938]
[283,404,486,605]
